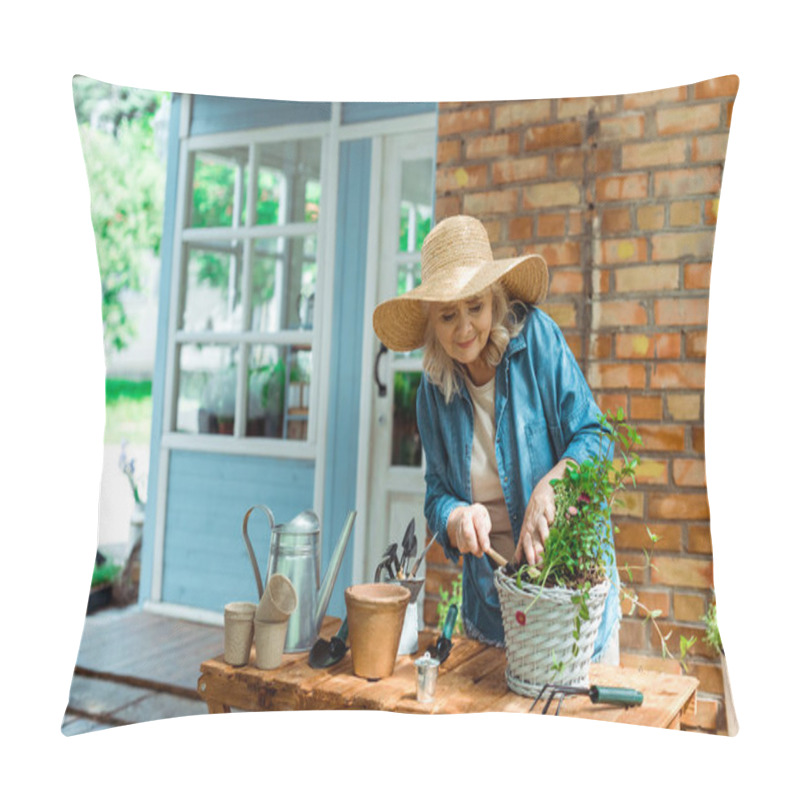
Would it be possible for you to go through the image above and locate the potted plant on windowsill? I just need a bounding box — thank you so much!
[495,410,651,693]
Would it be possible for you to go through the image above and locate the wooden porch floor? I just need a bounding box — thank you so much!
[63,606,224,735]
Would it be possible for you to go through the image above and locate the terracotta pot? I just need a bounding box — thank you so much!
[345,583,411,679]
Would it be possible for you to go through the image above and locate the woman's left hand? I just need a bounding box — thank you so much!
[515,458,573,566]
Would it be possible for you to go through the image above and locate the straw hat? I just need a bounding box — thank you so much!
[372,215,549,352]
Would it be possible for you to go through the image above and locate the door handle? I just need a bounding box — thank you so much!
[374,342,388,397]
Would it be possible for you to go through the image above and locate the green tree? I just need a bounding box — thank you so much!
[73,77,168,355]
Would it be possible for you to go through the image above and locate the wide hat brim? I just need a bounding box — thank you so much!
[372,253,549,352]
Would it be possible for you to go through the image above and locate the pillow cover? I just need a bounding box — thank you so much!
[65,75,738,738]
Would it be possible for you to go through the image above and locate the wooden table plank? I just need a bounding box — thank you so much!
[197,617,699,728]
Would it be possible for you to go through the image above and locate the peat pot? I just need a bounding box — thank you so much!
[345,583,410,680]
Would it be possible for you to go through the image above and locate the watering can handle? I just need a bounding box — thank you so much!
[242,505,275,599]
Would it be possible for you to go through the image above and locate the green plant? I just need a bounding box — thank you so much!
[437,573,464,635]
[92,560,121,588]
[512,409,695,671]
[702,599,722,655]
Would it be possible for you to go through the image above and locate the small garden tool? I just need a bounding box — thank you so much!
[308,617,349,669]
[397,518,416,578]
[528,683,644,716]
[374,543,401,582]
[407,530,439,578]
[426,603,458,664]
[485,546,520,576]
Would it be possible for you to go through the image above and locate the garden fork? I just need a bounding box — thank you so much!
[528,683,644,716]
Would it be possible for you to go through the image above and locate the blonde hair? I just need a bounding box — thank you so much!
[422,283,526,403]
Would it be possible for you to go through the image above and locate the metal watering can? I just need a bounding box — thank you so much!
[242,506,356,653]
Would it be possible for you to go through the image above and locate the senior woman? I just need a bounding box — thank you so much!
[373,215,620,662]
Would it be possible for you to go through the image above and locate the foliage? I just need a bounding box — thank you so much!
[104,379,153,445]
[702,600,722,655]
[92,560,121,587]
[73,76,167,356]
[437,573,464,635]
[513,409,695,672]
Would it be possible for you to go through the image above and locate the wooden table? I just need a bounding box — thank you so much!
[198,616,698,729]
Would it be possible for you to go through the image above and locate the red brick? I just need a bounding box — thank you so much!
[673,592,707,623]
[587,333,610,360]
[593,147,615,173]
[597,173,649,201]
[726,102,735,128]
[685,262,712,289]
[652,231,716,260]
[623,85,688,109]
[619,617,647,650]
[615,521,682,551]
[438,107,491,136]
[593,269,611,294]
[599,114,645,140]
[587,362,647,389]
[494,100,551,129]
[653,166,722,196]
[436,195,461,219]
[617,333,681,359]
[557,96,617,118]
[630,457,669,485]
[667,394,702,421]
[567,211,585,235]
[630,394,663,420]
[656,104,722,135]
[522,181,582,208]
[565,334,582,360]
[622,139,687,169]
[694,75,739,99]
[654,297,709,326]
[692,133,730,162]
[595,393,628,415]
[649,493,710,521]
[637,424,686,451]
[615,265,680,293]
[686,330,707,358]
[508,216,533,240]
[670,200,702,226]
[437,139,461,164]
[688,524,712,554]
[549,268,584,295]
[540,302,577,328]
[465,132,520,160]
[438,164,488,192]
[491,156,548,184]
[601,207,632,234]
[650,362,706,390]
[619,653,682,675]
[537,213,566,238]
[691,426,705,454]
[592,299,648,327]
[674,458,707,487]
[483,219,502,243]
[704,199,719,225]
[463,189,518,216]
[555,150,583,177]
[650,555,713,589]
[681,697,720,732]
[598,238,648,265]
[621,588,671,619]
[524,121,583,150]
[636,205,666,230]
[688,661,724,696]
[538,240,581,267]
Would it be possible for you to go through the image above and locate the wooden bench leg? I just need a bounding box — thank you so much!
[206,701,231,714]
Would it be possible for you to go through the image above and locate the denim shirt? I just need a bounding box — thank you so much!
[416,306,620,656]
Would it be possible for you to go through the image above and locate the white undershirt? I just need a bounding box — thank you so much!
[465,374,516,562]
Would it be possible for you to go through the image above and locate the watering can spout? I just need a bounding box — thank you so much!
[314,510,356,633]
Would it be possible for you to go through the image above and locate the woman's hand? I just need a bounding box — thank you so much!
[447,504,492,557]
[515,459,574,566]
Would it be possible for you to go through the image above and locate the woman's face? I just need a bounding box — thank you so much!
[430,288,494,374]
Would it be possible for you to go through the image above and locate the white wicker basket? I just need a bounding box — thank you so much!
[494,570,610,695]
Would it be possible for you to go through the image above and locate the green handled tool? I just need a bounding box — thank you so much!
[529,683,644,715]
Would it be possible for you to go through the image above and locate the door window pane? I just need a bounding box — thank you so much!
[190,148,248,228]
[246,139,322,226]
[392,371,422,466]
[182,243,244,332]
[176,344,239,435]
[247,344,312,440]
[398,158,433,252]
[251,236,317,333]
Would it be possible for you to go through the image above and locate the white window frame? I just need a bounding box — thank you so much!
[162,115,334,461]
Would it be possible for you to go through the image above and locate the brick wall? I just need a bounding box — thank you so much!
[424,76,738,734]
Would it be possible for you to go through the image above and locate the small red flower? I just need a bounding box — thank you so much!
[516,611,527,626]
[578,493,591,504]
